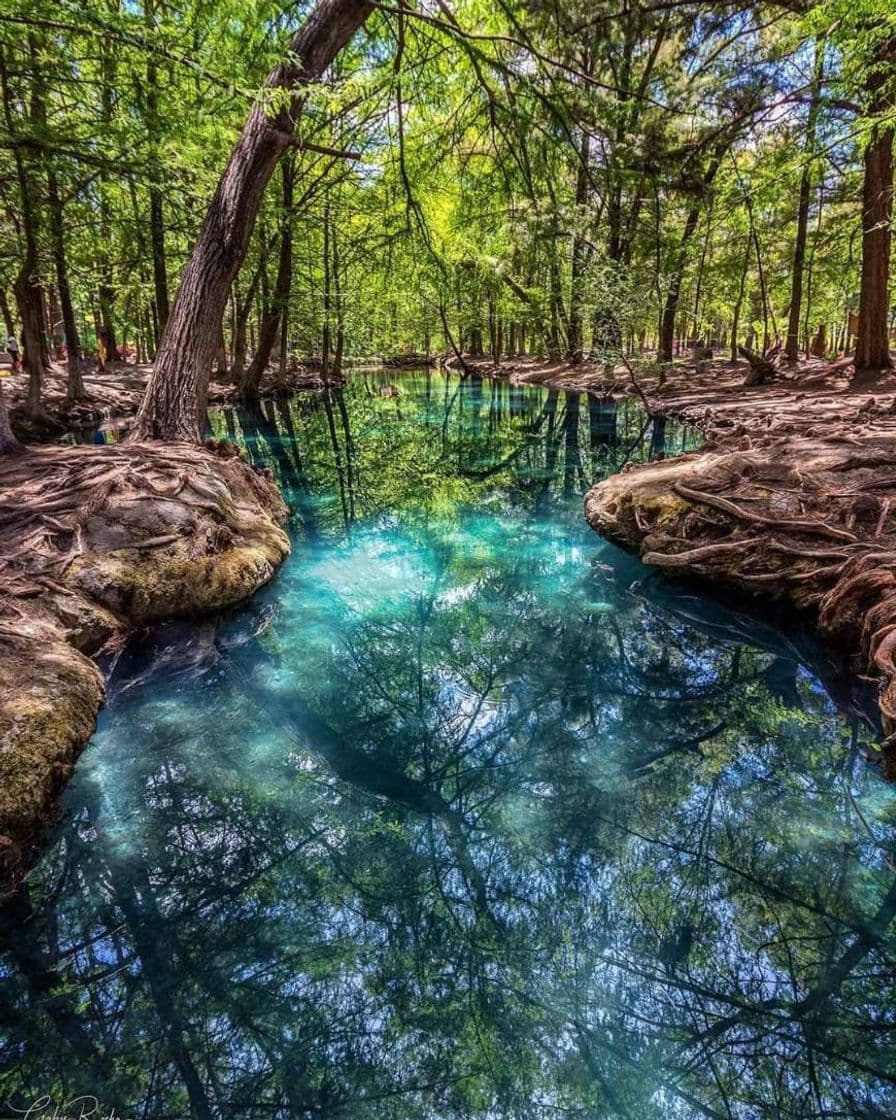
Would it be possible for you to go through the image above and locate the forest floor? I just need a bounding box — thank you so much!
[0,437,290,895]
[474,353,896,774]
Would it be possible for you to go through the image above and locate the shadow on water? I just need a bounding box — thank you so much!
[3,370,896,1119]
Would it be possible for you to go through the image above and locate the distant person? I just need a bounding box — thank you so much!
[6,333,19,372]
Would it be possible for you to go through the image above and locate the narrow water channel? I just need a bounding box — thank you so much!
[2,371,895,1118]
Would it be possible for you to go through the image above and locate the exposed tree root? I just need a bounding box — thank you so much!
[581,357,896,777]
[0,441,290,895]
[1,358,334,439]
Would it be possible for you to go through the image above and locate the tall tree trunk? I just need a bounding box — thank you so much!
[231,267,262,383]
[97,34,117,370]
[131,0,374,442]
[488,294,498,363]
[785,168,814,361]
[548,248,567,359]
[47,285,63,357]
[241,158,294,397]
[689,199,714,341]
[567,132,591,361]
[785,42,823,362]
[321,201,332,378]
[658,205,701,363]
[47,165,84,399]
[332,210,344,376]
[146,1,170,334]
[0,44,46,419]
[149,188,170,334]
[277,299,289,387]
[215,325,228,378]
[658,150,726,362]
[855,128,894,370]
[731,237,750,363]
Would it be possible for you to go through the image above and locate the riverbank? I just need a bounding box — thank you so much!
[2,359,346,441]
[526,352,896,774]
[0,440,290,894]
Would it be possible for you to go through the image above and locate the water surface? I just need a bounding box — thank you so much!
[2,371,896,1119]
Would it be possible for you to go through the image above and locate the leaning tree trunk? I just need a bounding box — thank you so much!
[855,124,894,371]
[131,0,374,442]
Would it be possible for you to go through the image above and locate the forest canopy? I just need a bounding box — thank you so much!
[0,0,894,414]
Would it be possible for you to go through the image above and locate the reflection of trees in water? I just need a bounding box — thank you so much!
[1,548,894,1118]
[3,374,894,1118]
[209,373,678,540]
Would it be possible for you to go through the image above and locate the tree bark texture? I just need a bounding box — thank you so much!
[855,126,894,370]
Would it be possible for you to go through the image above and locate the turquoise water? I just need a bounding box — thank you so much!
[2,371,896,1119]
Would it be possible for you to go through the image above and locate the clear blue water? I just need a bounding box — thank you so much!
[2,371,896,1119]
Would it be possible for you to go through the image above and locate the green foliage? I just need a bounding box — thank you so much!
[0,0,888,365]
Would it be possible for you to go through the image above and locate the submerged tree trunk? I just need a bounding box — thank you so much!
[131,0,374,442]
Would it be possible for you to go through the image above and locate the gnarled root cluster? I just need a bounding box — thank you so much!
[0,441,290,892]
[586,422,896,775]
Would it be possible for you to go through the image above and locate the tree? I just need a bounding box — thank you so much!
[131,0,375,442]
[855,37,895,371]
[785,41,824,363]
[240,157,295,398]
